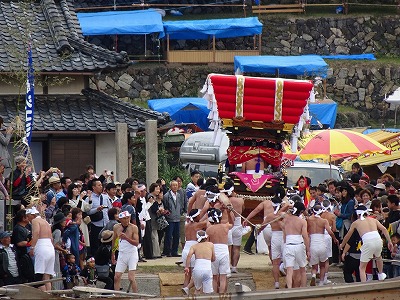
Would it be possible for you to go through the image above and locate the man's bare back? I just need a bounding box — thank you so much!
[190,242,215,260]
[321,211,336,232]
[206,223,232,244]
[186,221,207,241]
[245,200,273,224]
[307,215,330,235]
[32,217,52,240]
[188,190,207,211]
[229,196,244,216]
[283,214,307,238]
[350,217,384,238]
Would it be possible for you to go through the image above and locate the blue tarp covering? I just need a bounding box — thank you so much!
[77,10,165,37]
[234,55,329,78]
[163,17,263,40]
[309,102,338,129]
[321,54,376,60]
[148,98,210,131]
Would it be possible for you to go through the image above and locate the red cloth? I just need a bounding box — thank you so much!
[227,146,283,167]
[209,74,313,124]
[230,172,279,193]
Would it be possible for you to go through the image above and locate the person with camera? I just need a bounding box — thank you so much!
[11,156,34,206]
[87,178,112,256]
[0,117,13,178]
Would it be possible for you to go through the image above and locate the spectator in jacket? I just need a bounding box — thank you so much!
[163,180,185,257]
[0,231,20,286]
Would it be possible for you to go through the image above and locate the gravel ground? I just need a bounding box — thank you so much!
[107,252,346,296]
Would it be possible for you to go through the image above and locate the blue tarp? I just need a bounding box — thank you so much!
[234,55,329,78]
[321,54,376,60]
[77,10,165,37]
[309,102,338,129]
[163,17,263,40]
[148,98,210,131]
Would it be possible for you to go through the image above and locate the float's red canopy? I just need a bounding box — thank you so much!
[208,74,313,124]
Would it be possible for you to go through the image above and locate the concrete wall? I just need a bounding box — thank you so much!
[95,133,117,176]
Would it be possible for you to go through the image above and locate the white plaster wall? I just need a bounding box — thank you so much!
[0,82,43,94]
[48,75,86,94]
[95,133,117,176]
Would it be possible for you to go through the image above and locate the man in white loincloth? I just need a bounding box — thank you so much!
[246,192,288,289]
[112,211,139,292]
[222,181,245,274]
[307,204,338,286]
[181,209,208,295]
[282,202,310,288]
[340,205,393,282]
[185,230,215,295]
[29,207,55,291]
[206,207,233,293]
[320,199,337,285]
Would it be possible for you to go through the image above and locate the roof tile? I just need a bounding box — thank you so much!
[0,89,170,133]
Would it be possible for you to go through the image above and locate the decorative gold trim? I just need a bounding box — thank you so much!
[274,79,284,121]
[235,75,245,118]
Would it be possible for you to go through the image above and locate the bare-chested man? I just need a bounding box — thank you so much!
[244,191,288,289]
[242,157,265,174]
[29,206,55,291]
[112,211,139,292]
[307,204,338,286]
[206,207,233,293]
[187,178,218,211]
[181,209,208,295]
[320,199,337,285]
[340,205,393,282]
[222,181,245,273]
[185,230,215,295]
[282,202,310,289]
[198,185,231,224]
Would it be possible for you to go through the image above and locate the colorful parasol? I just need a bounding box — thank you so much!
[298,129,391,161]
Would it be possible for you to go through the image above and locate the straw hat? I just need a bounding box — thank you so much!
[100,230,114,243]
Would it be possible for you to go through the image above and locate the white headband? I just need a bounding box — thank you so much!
[272,202,281,215]
[313,207,324,216]
[205,191,220,203]
[208,210,222,223]
[221,186,234,196]
[188,210,201,222]
[356,208,371,220]
[196,231,209,242]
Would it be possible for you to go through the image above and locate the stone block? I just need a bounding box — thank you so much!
[302,33,313,41]
[105,76,120,90]
[280,40,291,48]
[139,90,151,100]
[97,80,107,90]
[338,68,348,79]
[371,68,383,80]
[358,88,366,101]
[330,28,343,37]
[336,78,346,89]
[364,32,376,42]
[163,81,173,91]
[336,45,349,54]
[119,73,134,85]
[344,85,357,94]
[131,81,143,91]
[117,79,131,90]
[365,96,373,109]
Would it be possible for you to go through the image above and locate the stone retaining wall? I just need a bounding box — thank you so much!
[91,61,400,127]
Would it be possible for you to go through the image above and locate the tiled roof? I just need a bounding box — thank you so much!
[0,0,128,73]
[0,89,170,132]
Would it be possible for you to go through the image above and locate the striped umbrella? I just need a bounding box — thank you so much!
[299,129,391,161]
